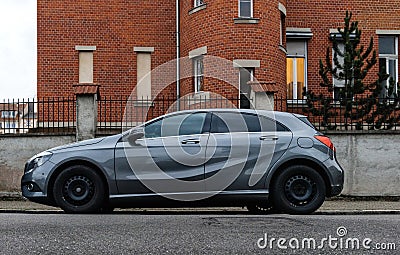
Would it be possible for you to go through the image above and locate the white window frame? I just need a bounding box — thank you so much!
[286,40,308,102]
[194,0,204,8]
[238,0,253,18]
[379,36,398,96]
[193,56,204,93]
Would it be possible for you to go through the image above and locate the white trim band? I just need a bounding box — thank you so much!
[134,47,155,53]
[189,46,207,59]
[278,2,286,16]
[75,46,96,51]
[233,59,260,68]
[376,30,400,35]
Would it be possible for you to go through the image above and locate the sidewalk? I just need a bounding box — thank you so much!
[1,192,400,214]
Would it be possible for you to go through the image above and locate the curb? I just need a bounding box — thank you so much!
[1,208,400,215]
[0,192,24,201]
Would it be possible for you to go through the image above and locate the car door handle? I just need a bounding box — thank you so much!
[181,139,200,144]
[259,135,279,141]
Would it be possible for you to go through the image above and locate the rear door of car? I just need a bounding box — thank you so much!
[204,111,292,193]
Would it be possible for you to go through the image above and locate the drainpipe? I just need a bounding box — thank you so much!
[176,0,180,111]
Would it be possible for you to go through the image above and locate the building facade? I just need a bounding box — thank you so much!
[37,0,400,109]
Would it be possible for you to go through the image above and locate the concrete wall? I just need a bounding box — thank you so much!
[0,135,75,191]
[0,133,399,196]
[330,133,400,196]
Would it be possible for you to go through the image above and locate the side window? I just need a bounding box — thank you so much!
[211,112,288,133]
[179,113,207,136]
[145,113,207,138]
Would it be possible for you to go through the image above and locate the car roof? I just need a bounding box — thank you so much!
[162,108,300,119]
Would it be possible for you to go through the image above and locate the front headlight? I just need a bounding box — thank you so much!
[25,151,53,172]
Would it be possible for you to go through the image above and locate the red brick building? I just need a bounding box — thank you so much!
[38,0,400,108]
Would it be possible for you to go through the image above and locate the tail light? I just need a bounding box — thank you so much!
[314,135,336,152]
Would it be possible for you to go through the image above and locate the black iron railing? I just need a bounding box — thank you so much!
[96,95,242,134]
[0,98,76,135]
[2,95,398,135]
[275,97,400,132]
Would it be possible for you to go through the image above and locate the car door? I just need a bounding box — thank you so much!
[114,112,211,197]
[204,111,292,193]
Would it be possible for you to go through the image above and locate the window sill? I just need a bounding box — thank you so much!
[189,4,207,15]
[133,100,154,107]
[279,45,287,54]
[234,17,260,24]
[187,91,211,105]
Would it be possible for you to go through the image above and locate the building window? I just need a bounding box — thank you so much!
[280,13,285,46]
[75,46,96,84]
[379,36,398,97]
[194,0,204,8]
[5,122,16,129]
[239,68,254,109]
[1,111,17,118]
[239,0,252,18]
[134,47,155,101]
[286,40,307,100]
[193,56,204,92]
[332,42,346,101]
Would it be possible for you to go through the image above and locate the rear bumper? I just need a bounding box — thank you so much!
[330,184,343,197]
[323,158,344,197]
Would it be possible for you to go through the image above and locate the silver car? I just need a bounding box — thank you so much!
[21,109,344,214]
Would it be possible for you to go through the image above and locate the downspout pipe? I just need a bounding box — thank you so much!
[176,0,180,110]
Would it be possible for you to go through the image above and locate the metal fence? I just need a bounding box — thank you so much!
[275,97,400,132]
[96,95,241,134]
[2,95,398,135]
[0,98,76,135]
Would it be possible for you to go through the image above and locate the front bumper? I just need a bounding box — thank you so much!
[21,161,56,206]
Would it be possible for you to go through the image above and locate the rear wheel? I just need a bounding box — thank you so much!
[53,165,105,213]
[271,165,326,214]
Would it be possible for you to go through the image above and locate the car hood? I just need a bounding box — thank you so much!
[48,137,106,152]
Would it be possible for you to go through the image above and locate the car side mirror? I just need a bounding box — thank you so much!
[127,128,144,146]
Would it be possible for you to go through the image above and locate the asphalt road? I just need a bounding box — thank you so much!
[0,213,399,254]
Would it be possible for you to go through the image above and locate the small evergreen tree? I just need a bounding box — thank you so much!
[303,11,399,130]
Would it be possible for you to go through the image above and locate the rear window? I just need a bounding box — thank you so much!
[297,116,315,129]
[211,112,288,133]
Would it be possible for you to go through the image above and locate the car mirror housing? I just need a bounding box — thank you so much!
[127,128,144,146]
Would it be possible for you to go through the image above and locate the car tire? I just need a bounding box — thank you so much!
[271,165,326,215]
[53,165,105,213]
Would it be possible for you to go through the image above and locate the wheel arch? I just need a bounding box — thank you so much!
[47,159,110,205]
[267,158,333,197]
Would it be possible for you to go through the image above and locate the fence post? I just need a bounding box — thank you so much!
[248,81,279,110]
[73,84,100,141]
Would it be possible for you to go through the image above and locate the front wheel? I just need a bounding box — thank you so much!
[53,165,105,213]
[271,165,326,214]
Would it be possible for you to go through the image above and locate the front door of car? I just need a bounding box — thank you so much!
[114,112,211,198]
[204,111,292,193]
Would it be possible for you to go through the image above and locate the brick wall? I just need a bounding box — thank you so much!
[286,0,400,97]
[180,0,287,99]
[38,1,400,103]
[38,0,176,99]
